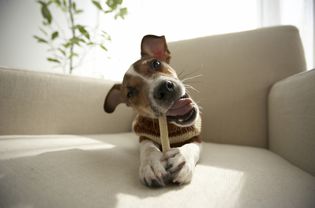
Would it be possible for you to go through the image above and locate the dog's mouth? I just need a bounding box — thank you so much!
[166,93,198,126]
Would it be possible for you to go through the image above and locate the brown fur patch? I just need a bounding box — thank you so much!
[132,58,177,79]
[122,74,152,116]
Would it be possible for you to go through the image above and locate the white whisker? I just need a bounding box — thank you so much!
[181,74,203,83]
[184,84,200,93]
[178,69,201,80]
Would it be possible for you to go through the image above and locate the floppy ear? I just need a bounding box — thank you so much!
[141,35,171,63]
[104,84,125,113]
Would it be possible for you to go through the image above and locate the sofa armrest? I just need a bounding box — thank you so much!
[269,69,315,175]
[168,26,306,147]
[0,68,134,135]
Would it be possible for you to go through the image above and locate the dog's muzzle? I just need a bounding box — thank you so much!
[152,79,198,127]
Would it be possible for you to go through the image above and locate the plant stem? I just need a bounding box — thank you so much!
[68,0,75,74]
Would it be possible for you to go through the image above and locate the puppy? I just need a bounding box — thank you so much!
[104,35,202,187]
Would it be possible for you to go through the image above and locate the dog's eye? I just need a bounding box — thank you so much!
[127,87,137,99]
[150,59,161,70]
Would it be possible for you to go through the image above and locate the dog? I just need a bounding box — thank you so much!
[104,35,202,187]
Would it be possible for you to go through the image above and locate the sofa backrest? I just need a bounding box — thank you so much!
[168,26,306,147]
[0,68,134,135]
[0,26,306,148]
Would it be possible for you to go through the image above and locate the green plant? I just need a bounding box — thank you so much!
[34,0,127,74]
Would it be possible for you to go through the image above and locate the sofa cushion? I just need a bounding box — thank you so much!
[0,133,314,208]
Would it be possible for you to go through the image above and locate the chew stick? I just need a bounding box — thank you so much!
[158,115,170,153]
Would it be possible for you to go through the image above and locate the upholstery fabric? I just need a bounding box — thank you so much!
[269,69,315,175]
[0,133,314,208]
[168,26,306,147]
[0,68,134,135]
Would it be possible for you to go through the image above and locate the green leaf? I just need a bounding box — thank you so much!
[39,27,48,36]
[63,42,71,48]
[58,0,67,11]
[100,44,107,51]
[69,51,79,59]
[87,41,96,46]
[101,31,111,40]
[75,25,90,39]
[58,48,66,56]
[92,0,102,10]
[72,2,76,11]
[40,2,52,24]
[47,57,60,63]
[64,37,84,48]
[106,0,119,10]
[75,9,83,14]
[104,9,113,14]
[115,7,127,19]
[51,0,61,7]
[51,31,59,40]
[70,37,86,46]
[33,35,48,43]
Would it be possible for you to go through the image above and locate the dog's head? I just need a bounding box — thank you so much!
[104,35,199,127]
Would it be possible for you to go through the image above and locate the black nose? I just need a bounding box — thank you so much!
[154,80,175,100]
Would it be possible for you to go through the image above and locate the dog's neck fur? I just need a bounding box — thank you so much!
[132,115,202,146]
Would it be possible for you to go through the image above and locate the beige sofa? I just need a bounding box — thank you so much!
[0,26,314,208]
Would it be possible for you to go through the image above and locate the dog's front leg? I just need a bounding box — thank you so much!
[139,140,170,187]
[163,142,201,185]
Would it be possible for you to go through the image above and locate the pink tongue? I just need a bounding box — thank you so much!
[166,98,193,116]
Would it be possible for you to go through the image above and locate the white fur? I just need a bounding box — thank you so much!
[126,65,151,83]
[139,140,168,186]
[139,139,201,186]
[163,142,201,184]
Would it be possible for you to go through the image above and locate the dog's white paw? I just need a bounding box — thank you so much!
[163,148,195,185]
[139,150,170,187]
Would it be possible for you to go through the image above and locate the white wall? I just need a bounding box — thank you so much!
[0,0,313,81]
[0,0,50,72]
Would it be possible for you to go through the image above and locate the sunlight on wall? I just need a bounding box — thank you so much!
[259,0,314,70]
[77,0,260,80]
[281,0,313,70]
[63,0,315,80]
